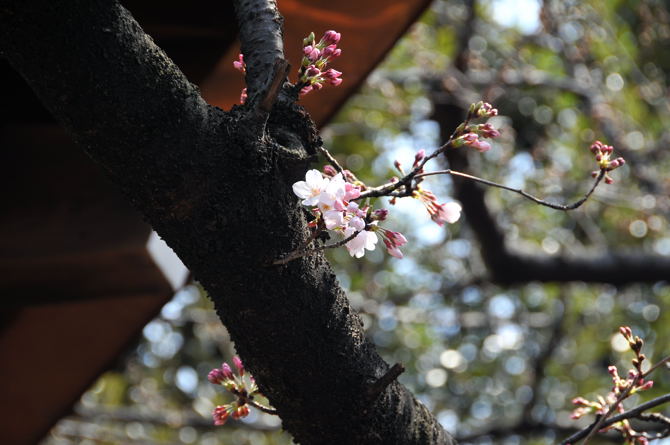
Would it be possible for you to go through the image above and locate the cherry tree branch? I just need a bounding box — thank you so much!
[561,393,670,445]
[416,169,605,211]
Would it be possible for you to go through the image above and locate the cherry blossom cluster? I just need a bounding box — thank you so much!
[208,356,270,426]
[590,140,626,184]
[570,326,655,444]
[292,169,407,258]
[232,30,343,104]
[288,102,504,261]
[297,30,343,95]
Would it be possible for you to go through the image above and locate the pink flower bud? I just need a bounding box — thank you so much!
[233,53,245,72]
[300,85,314,96]
[313,81,323,90]
[329,77,343,86]
[323,68,342,80]
[322,44,339,58]
[232,404,250,420]
[208,368,225,384]
[605,176,614,184]
[479,123,501,138]
[322,30,341,45]
[213,405,230,426]
[414,149,426,165]
[591,171,599,178]
[303,46,321,62]
[374,209,389,221]
[232,356,244,376]
[222,363,234,380]
[572,397,590,406]
[323,165,337,177]
[640,380,654,390]
[240,88,247,105]
[394,160,402,171]
[306,65,320,77]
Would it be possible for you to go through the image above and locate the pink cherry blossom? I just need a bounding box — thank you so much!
[344,226,378,258]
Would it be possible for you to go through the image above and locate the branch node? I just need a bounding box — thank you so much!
[366,363,405,402]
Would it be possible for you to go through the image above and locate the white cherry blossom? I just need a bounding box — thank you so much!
[292,169,329,206]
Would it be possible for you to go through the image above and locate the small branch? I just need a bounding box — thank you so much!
[258,58,290,114]
[639,412,670,427]
[233,0,285,104]
[416,169,605,211]
[561,393,670,444]
[366,363,405,402]
[272,230,361,265]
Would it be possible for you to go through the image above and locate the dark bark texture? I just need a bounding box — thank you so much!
[0,1,454,444]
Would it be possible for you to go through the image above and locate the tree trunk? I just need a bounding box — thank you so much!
[0,1,455,443]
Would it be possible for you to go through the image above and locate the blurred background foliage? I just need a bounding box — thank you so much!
[43,0,670,443]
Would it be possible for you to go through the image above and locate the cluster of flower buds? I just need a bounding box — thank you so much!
[570,326,655,444]
[467,101,499,119]
[298,30,343,95]
[232,54,248,104]
[452,103,501,153]
[292,168,408,258]
[208,357,263,426]
[590,140,626,184]
[231,29,343,103]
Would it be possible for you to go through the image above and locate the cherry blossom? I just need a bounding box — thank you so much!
[292,169,330,206]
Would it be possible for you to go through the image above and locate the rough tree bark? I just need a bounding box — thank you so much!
[0,1,455,444]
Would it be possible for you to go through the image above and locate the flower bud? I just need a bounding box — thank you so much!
[306,65,320,77]
[233,356,245,376]
[208,368,225,384]
[322,30,341,45]
[222,363,234,380]
[323,165,337,177]
[373,209,389,221]
[303,32,316,47]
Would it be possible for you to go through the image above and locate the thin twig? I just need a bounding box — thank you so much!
[366,363,405,402]
[318,146,346,175]
[272,230,361,265]
[643,355,670,378]
[416,169,605,211]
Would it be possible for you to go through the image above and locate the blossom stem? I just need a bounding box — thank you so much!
[318,146,345,175]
